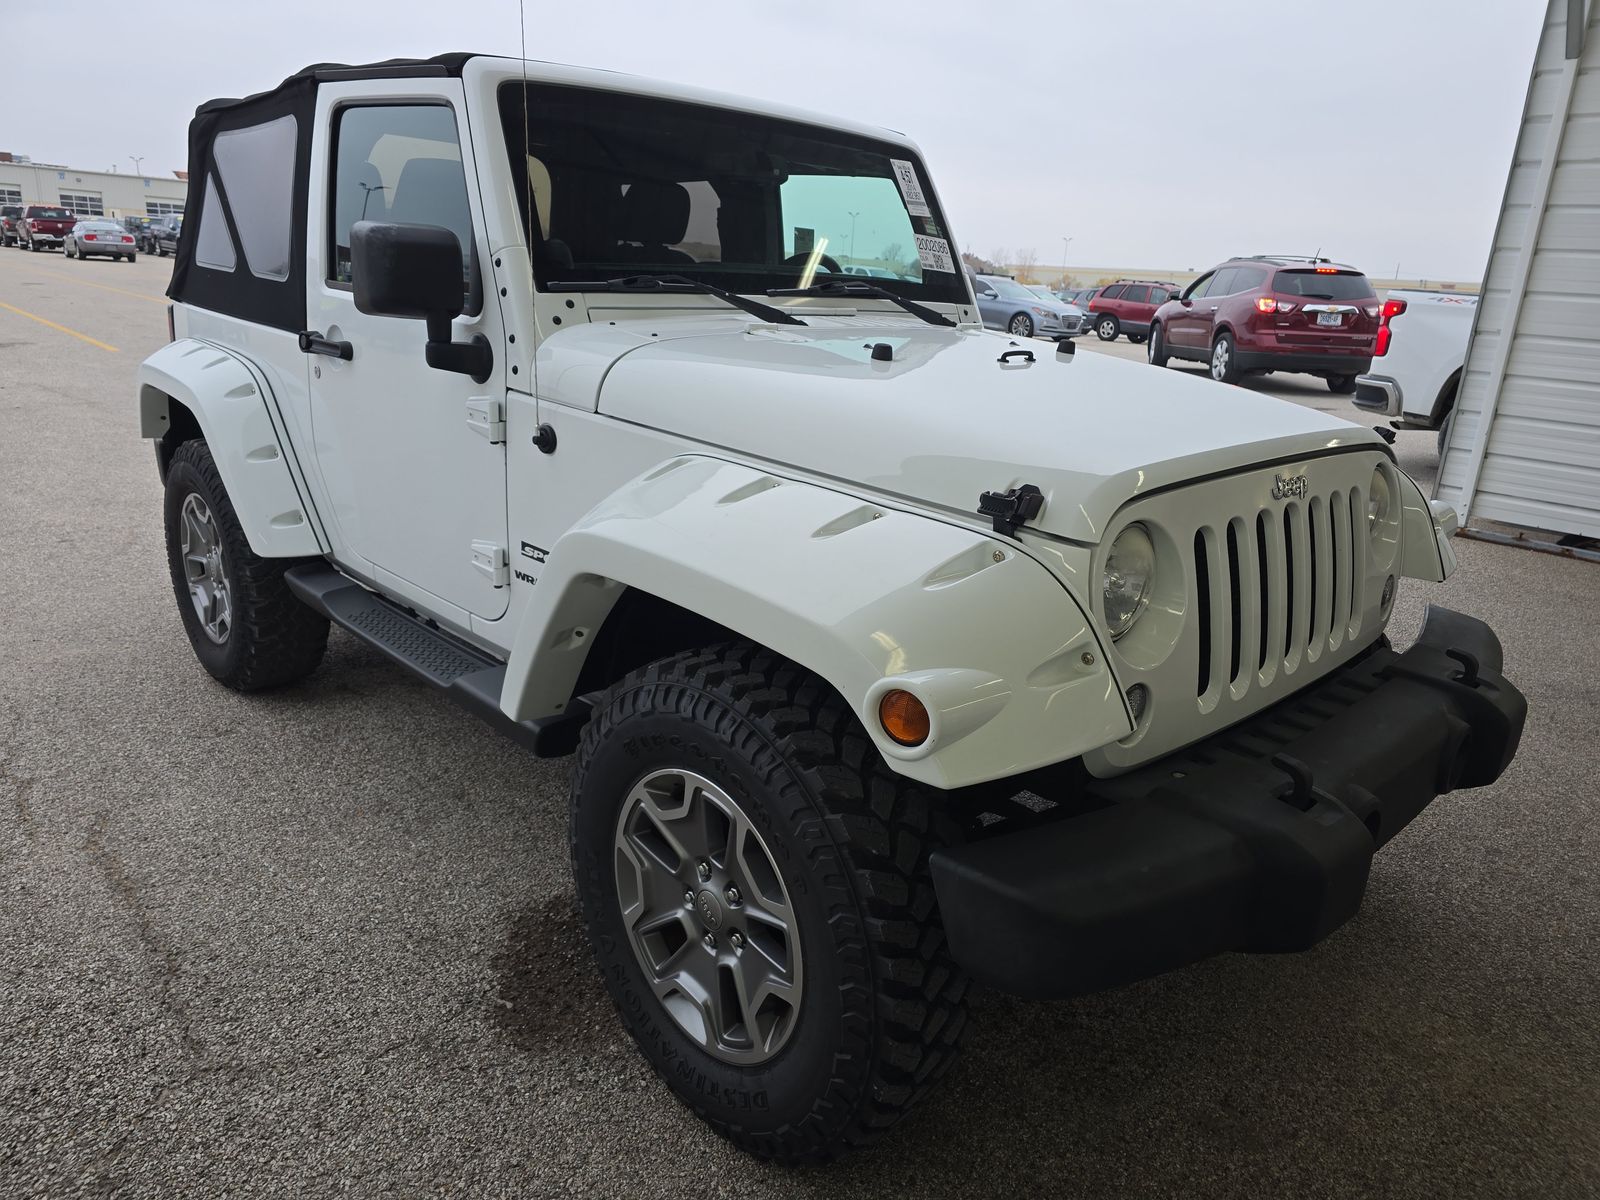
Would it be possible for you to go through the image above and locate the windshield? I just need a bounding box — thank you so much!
[1026,285,1062,303]
[985,277,1040,301]
[1275,269,1374,300]
[498,83,966,303]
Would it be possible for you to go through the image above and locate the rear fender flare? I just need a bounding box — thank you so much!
[500,456,1131,790]
[138,338,327,557]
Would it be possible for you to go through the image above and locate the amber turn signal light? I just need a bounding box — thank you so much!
[879,690,930,747]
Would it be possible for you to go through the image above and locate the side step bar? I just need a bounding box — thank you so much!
[284,563,587,757]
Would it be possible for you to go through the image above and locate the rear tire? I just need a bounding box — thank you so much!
[571,643,969,1163]
[1210,332,1241,384]
[1326,374,1357,394]
[1437,408,1456,456]
[163,439,329,691]
[1127,333,1147,345]
[1147,322,1170,368]
[1095,314,1120,341]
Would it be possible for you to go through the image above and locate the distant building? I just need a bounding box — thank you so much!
[0,154,187,218]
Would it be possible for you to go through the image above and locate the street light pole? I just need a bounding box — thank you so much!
[1061,236,1072,286]
[847,211,860,263]
[129,155,145,176]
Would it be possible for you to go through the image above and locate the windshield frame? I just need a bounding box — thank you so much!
[496,81,970,307]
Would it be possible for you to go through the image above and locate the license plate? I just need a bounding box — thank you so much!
[1316,311,1343,327]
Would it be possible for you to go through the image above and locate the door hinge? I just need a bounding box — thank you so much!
[470,540,509,587]
[466,396,505,443]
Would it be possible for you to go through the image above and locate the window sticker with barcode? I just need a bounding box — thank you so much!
[890,159,932,217]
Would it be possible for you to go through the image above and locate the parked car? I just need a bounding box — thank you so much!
[971,273,1087,337]
[16,204,76,252]
[1148,256,1379,391]
[1,203,23,247]
[147,214,183,256]
[1026,283,1089,330]
[138,52,1522,1163]
[65,218,138,261]
[1058,286,1096,308]
[1351,290,1478,452]
[122,215,155,243]
[1087,279,1177,343]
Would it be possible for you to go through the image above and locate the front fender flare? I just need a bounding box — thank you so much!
[501,457,1131,790]
[138,338,327,557]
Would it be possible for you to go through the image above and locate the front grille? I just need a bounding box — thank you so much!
[1190,489,1365,706]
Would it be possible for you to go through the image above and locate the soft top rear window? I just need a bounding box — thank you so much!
[1274,270,1374,300]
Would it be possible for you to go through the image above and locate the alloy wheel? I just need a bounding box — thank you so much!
[612,768,803,1065]
[179,493,232,643]
[1211,339,1230,380]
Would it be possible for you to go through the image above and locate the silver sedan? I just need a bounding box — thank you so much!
[64,219,139,261]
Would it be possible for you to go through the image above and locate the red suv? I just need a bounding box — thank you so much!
[1087,279,1178,344]
[1148,256,1378,391]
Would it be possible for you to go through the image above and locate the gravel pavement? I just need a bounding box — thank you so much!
[1,250,1596,1198]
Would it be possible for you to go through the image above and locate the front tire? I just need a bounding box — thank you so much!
[1007,312,1034,337]
[1147,322,1170,367]
[571,644,969,1162]
[1210,332,1241,383]
[1326,374,1357,394]
[163,439,329,691]
[1095,314,1119,341]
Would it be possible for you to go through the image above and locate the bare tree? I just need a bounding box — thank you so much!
[1012,246,1039,282]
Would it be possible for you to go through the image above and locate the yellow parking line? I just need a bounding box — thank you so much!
[0,299,119,352]
[4,263,168,305]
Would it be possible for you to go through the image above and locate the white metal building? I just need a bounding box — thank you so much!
[1438,0,1600,544]
[0,158,187,219]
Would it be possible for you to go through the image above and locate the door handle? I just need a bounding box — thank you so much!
[298,330,353,361]
[1209,306,1218,312]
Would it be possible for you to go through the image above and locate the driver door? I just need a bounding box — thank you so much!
[305,82,510,623]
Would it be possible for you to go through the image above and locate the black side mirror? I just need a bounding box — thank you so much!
[351,220,492,383]
[1168,290,1182,302]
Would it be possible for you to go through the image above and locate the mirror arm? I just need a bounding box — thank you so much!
[424,332,494,384]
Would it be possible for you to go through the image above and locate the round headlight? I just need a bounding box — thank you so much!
[1103,524,1156,640]
[1368,467,1392,537]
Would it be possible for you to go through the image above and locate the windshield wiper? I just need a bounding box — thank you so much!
[546,274,805,326]
[765,280,956,328]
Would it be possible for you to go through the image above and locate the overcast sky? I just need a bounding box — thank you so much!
[3,0,1545,280]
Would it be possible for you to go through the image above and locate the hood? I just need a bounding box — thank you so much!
[556,314,1385,543]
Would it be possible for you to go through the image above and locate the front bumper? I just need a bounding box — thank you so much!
[930,606,1525,999]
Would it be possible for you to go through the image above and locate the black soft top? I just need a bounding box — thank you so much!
[169,53,480,331]
[193,53,477,117]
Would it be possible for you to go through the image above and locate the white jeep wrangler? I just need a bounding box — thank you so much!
[138,54,1526,1161]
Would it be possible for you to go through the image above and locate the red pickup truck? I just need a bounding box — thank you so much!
[18,204,75,252]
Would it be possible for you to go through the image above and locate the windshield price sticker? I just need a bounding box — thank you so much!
[915,234,955,274]
[890,159,932,217]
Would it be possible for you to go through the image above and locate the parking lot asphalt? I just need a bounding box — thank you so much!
[1,249,1596,1199]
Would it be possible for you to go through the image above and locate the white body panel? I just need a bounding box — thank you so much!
[499,456,1131,790]
[1356,291,1478,425]
[138,338,328,558]
[304,77,511,623]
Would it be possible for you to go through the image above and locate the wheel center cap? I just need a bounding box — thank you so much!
[695,889,724,931]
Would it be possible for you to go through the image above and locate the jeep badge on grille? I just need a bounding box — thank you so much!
[1272,472,1309,500]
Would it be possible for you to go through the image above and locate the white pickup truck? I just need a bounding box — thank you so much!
[1353,290,1479,451]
